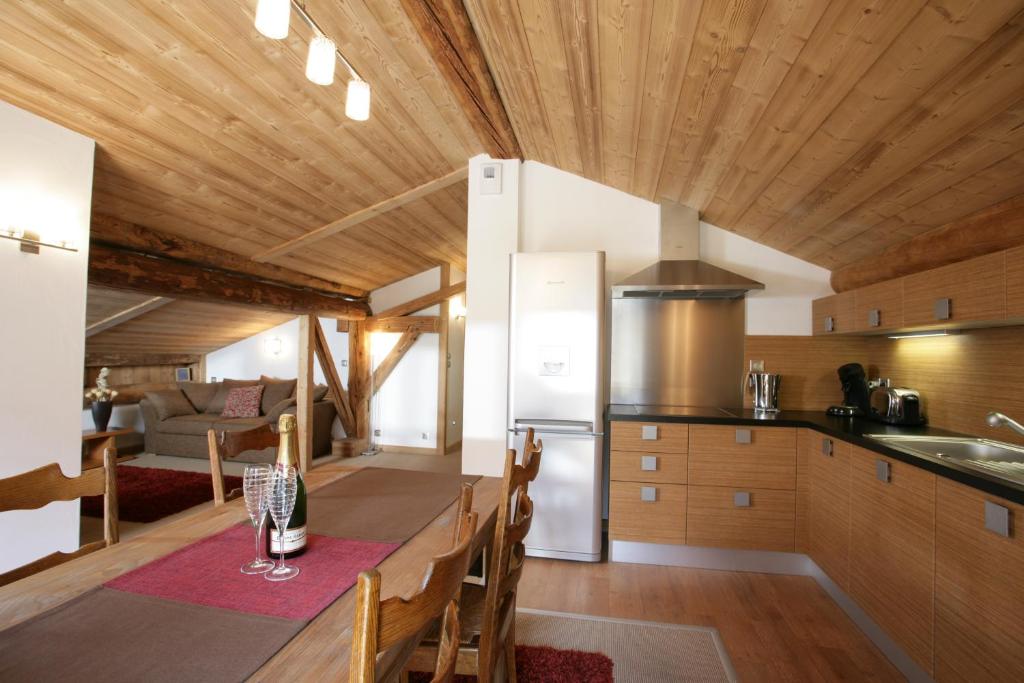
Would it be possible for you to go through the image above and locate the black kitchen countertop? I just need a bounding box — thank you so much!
[607,403,1024,505]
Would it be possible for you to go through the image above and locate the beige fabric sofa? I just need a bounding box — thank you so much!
[140,381,336,463]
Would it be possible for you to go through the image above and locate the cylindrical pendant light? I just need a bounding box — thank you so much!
[305,35,336,85]
[255,0,290,39]
[346,79,371,121]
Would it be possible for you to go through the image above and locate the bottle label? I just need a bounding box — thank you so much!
[269,525,307,553]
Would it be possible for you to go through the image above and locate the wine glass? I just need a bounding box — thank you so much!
[241,464,274,575]
[265,465,300,582]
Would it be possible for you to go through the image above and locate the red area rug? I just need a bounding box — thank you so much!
[409,645,613,682]
[81,466,242,523]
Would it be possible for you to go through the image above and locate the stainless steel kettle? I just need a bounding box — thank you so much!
[870,387,926,425]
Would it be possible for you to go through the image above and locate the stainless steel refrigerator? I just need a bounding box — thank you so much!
[507,251,604,562]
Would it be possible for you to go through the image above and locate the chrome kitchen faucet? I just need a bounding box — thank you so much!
[987,412,1024,437]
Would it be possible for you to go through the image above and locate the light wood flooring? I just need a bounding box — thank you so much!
[518,557,903,682]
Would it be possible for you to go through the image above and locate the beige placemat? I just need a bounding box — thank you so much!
[306,467,480,543]
[516,608,738,682]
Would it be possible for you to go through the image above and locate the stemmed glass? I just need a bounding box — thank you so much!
[265,465,300,582]
[241,464,274,575]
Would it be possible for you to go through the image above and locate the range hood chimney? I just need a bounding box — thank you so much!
[611,202,764,300]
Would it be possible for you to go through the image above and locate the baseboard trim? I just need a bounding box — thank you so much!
[608,540,934,683]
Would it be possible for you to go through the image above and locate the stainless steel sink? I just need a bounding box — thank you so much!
[866,434,1024,486]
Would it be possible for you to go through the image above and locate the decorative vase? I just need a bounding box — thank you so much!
[91,400,113,432]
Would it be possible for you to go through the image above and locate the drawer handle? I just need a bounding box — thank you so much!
[640,486,657,502]
[735,429,751,445]
[734,491,751,508]
[868,309,881,328]
[822,438,833,457]
[875,459,890,484]
[984,501,1011,538]
[934,298,952,321]
[824,315,835,333]
[640,455,658,472]
[641,425,659,441]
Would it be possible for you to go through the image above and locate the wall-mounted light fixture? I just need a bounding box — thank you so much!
[253,0,372,121]
[264,336,284,356]
[886,329,959,340]
[449,295,466,320]
[1,227,77,254]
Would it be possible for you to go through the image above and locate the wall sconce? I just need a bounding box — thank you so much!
[264,336,283,356]
[1,227,78,254]
[449,296,466,320]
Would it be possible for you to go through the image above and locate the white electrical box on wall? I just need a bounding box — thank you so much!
[480,162,502,194]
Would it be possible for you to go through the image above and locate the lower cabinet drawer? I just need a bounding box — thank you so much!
[610,450,687,484]
[609,481,686,545]
[686,485,795,552]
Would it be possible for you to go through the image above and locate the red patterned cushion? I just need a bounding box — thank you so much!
[220,385,265,418]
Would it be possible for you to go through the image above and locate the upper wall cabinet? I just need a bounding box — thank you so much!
[1007,245,1024,320]
[812,291,855,335]
[903,251,1005,328]
[813,248,1017,336]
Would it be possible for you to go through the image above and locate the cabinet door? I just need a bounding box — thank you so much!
[903,251,1005,327]
[853,279,904,332]
[935,478,1024,682]
[689,425,797,490]
[610,450,687,485]
[610,421,688,453]
[1007,245,1024,320]
[795,429,811,553]
[686,485,795,552]
[850,447,936,674]
[806,432,851,590]
[609,481,686,544]
[812,292,855,335]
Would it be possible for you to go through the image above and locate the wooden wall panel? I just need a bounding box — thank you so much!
[743,336,869,411]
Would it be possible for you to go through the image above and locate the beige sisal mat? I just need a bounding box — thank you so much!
[516,609,738,682]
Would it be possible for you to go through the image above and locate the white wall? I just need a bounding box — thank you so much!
[461,159,832,476]
[700,222,833,335]
[0,102,95,574]
[446,268,467,448]
[462,155,521,476]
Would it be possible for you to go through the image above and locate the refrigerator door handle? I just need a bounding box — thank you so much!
[509,419,603,437]
[507,427,604,437]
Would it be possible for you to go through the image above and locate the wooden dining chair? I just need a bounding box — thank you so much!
[207,424,278,505]
[350,484,478,683]
[405,430,543,683]
[0,448,119,587]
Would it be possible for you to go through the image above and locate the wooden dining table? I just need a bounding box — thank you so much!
[0,465,501,681]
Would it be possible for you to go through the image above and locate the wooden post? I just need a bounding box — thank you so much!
[436,264,451,455]
[297,315,315,471]
[348,321,372,444]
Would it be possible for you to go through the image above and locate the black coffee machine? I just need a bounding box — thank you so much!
[827,363,871,417]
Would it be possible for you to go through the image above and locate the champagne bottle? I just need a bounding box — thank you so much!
[266,413,308,558]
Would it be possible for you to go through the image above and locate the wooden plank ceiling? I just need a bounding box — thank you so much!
[0,0,476,292]
[86,286,293,356]
[466,0,1024,270]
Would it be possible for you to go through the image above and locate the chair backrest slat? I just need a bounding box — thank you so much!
[208,424,279,505]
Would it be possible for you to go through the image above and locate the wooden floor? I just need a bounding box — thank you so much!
[518,557,903,682]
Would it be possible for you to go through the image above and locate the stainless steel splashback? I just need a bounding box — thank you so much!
[609,297,745,409]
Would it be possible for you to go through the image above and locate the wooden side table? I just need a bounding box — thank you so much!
[82,428,137,470]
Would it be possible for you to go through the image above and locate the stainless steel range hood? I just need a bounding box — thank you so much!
[611,259,764,299]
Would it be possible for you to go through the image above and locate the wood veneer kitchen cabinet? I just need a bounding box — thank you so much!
[902,251,1005,328]
[688,425,797,490]
[686,485,795,552]
[812,292,855,335]
[1006,245,1024,320]
[806,431,851,591]
[934,478,1024,682]
[849,446,936,674]
[853,279,903,332]
[795,429,810,553]
[610,421,689,453]
[610,450,686,485]
[609,481,686,544]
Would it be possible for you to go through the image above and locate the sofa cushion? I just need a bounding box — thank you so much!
[154,413,220,436]
[265,397,297,423]
[145,389,196,421]
[259,376,297,415]
[221,385,264,419]
[213,417,271,432]
[207,379,259,414]
[178,382,217,413]
[313,384,329,402]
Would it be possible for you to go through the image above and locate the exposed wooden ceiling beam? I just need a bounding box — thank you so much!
[91,215,366,299]
[84,353,200,368]
[372,330,421,392]
[252,166,469,263]
[366,316,441,334]
[85,296,172,338]
[89,244,370,320]
[830,196,1024,292]
[371,281,466,320]
[399,0,521,159]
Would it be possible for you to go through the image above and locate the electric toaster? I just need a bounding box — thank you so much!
[870,387,926,426]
